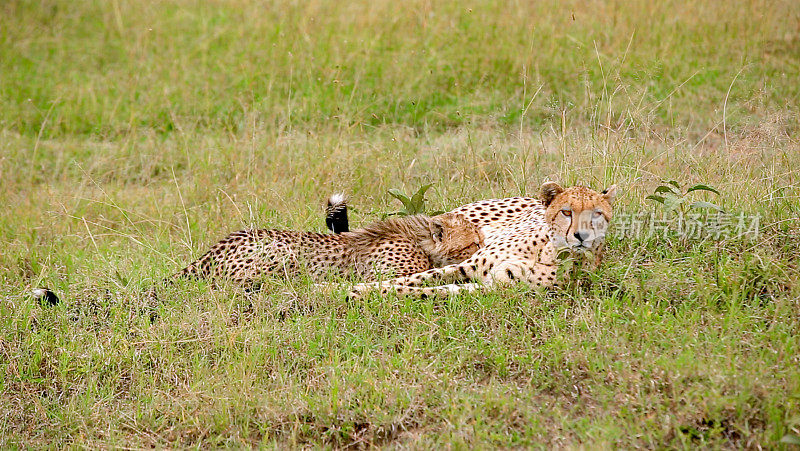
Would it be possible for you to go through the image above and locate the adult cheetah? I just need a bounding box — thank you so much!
[345,182,617,298]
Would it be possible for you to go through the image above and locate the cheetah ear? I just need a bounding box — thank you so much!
[429,217,445,243]
[539,181,564,207]
[601,185,618,204]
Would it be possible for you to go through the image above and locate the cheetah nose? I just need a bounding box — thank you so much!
[574,231,589,242]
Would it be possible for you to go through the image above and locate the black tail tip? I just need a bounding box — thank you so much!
[325,193,349,233]
[32,288,60,306]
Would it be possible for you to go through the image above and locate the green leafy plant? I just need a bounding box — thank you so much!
[646,181,723,214]
[555,249,597,292]
[386,183,444,217]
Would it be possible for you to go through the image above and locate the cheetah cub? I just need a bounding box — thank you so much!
[171,209,483,285]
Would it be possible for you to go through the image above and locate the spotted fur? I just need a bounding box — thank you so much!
[348,182,617,298]
[172,212,484,285]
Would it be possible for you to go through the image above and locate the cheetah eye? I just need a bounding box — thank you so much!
[561,210,572,217]
[593,211,603,218]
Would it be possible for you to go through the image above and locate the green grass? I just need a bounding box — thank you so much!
[2,0,799,447]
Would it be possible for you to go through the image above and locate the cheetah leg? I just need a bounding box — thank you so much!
[393,282,484,298]
[350,282,484,299]
[391,262,472,286]
[348,262,474,299]
[483,259,560,288]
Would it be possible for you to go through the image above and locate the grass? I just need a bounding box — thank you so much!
[1,0,799,447]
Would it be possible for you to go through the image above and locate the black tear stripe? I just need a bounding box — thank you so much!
[567,214,574,243]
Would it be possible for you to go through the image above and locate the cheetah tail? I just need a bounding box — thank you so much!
[31,287,60,306]
[325,193,349,233]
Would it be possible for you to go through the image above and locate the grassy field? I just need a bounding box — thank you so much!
[2,0,799,447]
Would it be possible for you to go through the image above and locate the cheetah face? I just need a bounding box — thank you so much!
[540,182,618,254]
[428,212,485,266]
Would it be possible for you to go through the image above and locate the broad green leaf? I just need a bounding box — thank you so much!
[646,195,665,204]
[655,185,680,195]
[667,180,680,188]
[663,193,685,213]
[410,184,434,214]
[689,201,723,211]
[387,189,409,203]
[687,184,721,195]
[387,189,413,210]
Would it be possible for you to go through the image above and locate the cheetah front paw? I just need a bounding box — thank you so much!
[346,283,374,300]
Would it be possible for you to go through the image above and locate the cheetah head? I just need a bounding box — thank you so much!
[540,182,618,254]
[426,212,485,266]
